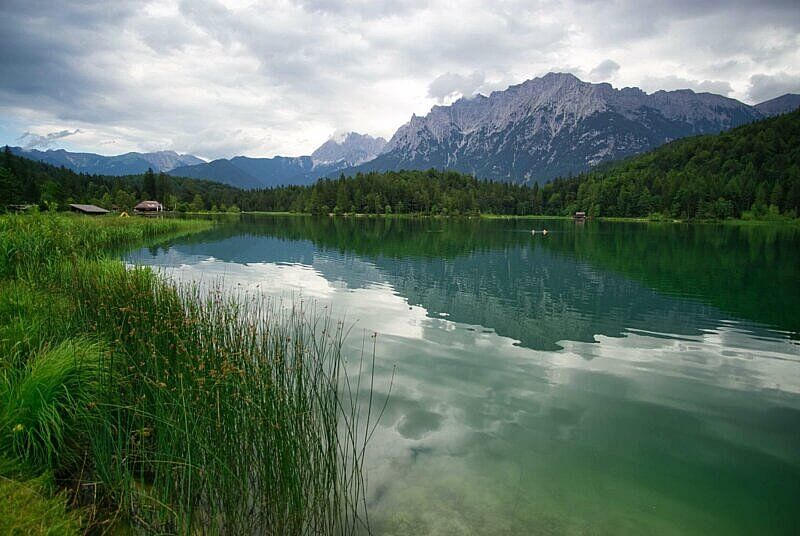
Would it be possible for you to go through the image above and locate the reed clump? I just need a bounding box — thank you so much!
[0,213,374,534]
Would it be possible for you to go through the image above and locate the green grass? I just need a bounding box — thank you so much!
[0,474,83,535]
[1,338,103,476]
[0,213,376,534]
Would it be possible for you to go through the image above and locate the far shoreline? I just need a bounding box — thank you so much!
[178,210,800,226]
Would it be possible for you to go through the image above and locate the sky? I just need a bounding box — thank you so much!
[0,0,798,160]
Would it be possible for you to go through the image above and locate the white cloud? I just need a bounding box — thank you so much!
[428,72,486,103]
[17,129,81,149]
[588,60,620,82]
[640,75,734,96]
[747,72,800,103]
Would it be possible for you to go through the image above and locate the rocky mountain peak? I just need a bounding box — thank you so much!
[311,132,387,166]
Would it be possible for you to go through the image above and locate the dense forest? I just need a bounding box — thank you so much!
[1,109,798,219]
[241,170,537,215]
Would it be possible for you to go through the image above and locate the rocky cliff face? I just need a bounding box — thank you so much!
[350,72,764,183]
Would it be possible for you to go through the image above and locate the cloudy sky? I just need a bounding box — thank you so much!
[1,0,798,159]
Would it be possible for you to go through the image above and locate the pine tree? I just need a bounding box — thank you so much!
[190,193,205,212]
[143,168,156,199]
[0,167,21,207]
[156,172,172,202]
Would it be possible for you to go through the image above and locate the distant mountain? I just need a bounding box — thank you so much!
[754,94,800,117]
[169,132,386,189]
[169,158,264,189]
[344,72,765,184]
[8,147,204,175]
[138,151,205,171]
[311,132,387,167]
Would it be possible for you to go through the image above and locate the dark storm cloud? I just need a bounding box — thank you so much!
[0,1,137,118]
[0,0,797,157]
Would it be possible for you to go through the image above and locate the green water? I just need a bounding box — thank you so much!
[127,216,800,535]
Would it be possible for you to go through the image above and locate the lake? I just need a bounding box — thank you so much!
[126,215,800,535]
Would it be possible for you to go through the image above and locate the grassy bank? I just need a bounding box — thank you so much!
[0,214,373,534]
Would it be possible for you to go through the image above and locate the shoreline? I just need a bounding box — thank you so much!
[188,210,800,226]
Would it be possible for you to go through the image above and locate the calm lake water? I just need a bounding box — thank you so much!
[127,215,800,535]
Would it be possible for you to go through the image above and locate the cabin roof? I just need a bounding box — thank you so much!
[134,200,163,210]
[69,203,110,214]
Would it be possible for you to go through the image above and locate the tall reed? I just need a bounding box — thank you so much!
[0,214,377,534]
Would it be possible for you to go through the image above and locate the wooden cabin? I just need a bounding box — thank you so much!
[69,203,110,215]
[134,200,164,214]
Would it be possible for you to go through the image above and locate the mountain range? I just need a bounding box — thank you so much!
[168,132,387,188]
[7,73,799,189]
[348,73,793,183]
[7,148,205,176]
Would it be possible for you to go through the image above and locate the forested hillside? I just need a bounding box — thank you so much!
[541,109,800,219]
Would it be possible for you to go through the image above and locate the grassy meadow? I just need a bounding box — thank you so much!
[0,213,373,534]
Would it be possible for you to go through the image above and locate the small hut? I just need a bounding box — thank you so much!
[134,200,164,214]
[69,203,110,215]
[574,211,587,220]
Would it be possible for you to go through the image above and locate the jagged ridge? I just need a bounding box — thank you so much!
[347,72,771,183]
